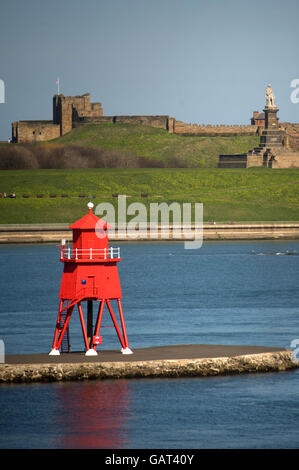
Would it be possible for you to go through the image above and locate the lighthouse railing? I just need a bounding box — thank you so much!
[60,246,120,260]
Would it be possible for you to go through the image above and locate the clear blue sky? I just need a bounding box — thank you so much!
[0,0,298,140]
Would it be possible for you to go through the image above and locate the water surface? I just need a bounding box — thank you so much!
[0,240,299,448]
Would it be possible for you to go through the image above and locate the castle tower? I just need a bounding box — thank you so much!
[49,202,133,356]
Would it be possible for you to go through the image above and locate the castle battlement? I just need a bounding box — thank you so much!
[173,120,258,135]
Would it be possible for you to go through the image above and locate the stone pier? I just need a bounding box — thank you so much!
[0,345,297,384]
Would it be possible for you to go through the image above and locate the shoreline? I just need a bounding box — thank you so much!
[1,223,299,243]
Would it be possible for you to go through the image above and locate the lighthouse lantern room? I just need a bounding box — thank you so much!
[49,202,133,356]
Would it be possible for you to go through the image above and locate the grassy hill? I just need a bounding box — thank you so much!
[50,122,259,168]
[1,124,297,225]
[1,167,299,224]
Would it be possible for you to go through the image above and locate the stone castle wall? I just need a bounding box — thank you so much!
[287,135,299,151]
[271,153,299,168]
[76,114,170,130]
[173,120,258,136]
[11,120,60,143]
[280,123,299,151]
[75,115,261,137]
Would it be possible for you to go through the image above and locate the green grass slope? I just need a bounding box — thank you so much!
[51,123,259,168]
[1,167,299,224]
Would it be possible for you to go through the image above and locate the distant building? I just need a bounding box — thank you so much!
[251,110,279,128]
[11,92,172,143]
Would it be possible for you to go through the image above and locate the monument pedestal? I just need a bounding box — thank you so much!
[264,106,279,129]
[246,106,285,167]
[259,107,283,150]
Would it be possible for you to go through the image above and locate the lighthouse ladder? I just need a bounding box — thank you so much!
[60,301,71,353]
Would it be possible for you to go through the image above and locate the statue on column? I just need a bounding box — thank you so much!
[265,84,276,108]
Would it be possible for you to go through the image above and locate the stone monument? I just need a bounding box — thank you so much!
[218,84,299,168]
[258,84,283,154]
[265,84,276,108]
[245,84,285,167]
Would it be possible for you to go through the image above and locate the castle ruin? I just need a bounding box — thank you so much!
[11,89,299,168]
[11,91,259,143]
[12,93,103,143]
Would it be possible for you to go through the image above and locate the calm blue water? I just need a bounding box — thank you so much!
[0,240,299,448]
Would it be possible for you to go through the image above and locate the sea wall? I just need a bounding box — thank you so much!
[0,350,295,384]
[1,223,299,243]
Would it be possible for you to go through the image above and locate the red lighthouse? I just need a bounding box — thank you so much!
[49,202,133,356]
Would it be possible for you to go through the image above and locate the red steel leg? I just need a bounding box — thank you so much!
[77,302,90,352]
[56,305,74,351]
[117,299,130,349]
[106,300,126,349]
[51,300,63,350]
[93,300,105,351]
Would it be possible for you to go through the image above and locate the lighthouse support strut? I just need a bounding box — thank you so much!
[77,302,91,353]
[51,300,63,352]
[87,300,93,347]
[51,305,74,353]
[106,300,126,350]
[117,299,130,349]
[93,300,105,351]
